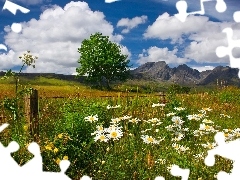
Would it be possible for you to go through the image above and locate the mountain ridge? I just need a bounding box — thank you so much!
[0,61,239,87]
[130,61,240,86]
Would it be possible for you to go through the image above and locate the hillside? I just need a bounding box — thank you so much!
[0,61,240,88]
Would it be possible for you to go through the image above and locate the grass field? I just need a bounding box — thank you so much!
[0,77,240,179]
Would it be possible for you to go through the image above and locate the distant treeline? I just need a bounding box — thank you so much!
[0,71,86,83]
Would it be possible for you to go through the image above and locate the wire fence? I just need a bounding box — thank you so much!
[0,91,167,122]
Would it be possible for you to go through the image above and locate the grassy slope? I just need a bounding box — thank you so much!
[0,74,232,99]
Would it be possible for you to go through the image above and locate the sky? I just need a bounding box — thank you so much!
[0,0,239,75]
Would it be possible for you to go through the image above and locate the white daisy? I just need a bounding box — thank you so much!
[174,107,185,111]
[141,135,160,144]
[84,115,98,123]
[172,116,184,126]
[129,118,141,124]
[94,134,109,142]
[152,103,165,107]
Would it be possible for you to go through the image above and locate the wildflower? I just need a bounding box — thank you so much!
[202,107,212,111]
[111,117,122,124]
[220,114,231,118]
[171,133,184,141]
[196,113,205,119]
[96,125,104,132]
[58,133,63,138]
[23,125,28,131]
[84,115,98,123]
[223,129,233,133]
[55,158,61,165]
[174,107,185,111]
[172,143,180,150]
[141,128,152,133]
[179,145,189,152]
[63,156,68,160]
[199,123,215,132]
[172,116,184,126]
[193,130,204,136]
[107,127,123,141]
[53,147,59,153]
[202,119,214,124]
[94,134,109,142]
[165,125,175,131]
[122,115,132,120]
[193,152,205,160]
[166,112,176,117]
[201,142,217,149]
[233,128,240,137]
[147,118,162,124]
[129,118,141,124]
[158,159,166,164]
[107,124,122,132]
[152,103,165,107]
[141,135,160,144]
[45,142,54,151]
[107,105,121,109]
[187,114,201,121]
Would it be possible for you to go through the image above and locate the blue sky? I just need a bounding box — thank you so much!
[0,0,239,75]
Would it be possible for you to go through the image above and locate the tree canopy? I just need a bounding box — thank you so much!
[76,32,131,89]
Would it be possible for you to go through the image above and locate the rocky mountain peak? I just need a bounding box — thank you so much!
[131,61,240,86]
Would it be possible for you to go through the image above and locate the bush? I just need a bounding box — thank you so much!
[168,84,191,94]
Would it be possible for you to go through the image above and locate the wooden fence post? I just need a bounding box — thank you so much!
[25,89,39,141]
[159,91,166,104]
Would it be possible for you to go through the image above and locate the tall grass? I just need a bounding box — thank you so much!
[0,85,239,179]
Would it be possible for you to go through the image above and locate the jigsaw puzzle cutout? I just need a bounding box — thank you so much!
[155,165,190,180]
[175,0,227,22]
[2,0,30,33]
[0,123,92,180]
[1,0,240,179]
[0,0,30,51]
[204,132,240,179]
[215,25,240,78]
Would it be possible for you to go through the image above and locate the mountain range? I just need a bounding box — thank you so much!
[0,61,239,87]
[130,61,240,87]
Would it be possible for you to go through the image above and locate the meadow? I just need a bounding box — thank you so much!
[0,77,240,180]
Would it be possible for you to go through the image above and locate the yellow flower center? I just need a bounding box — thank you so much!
[99,135,106,141]
[111,131,118,138]
[90,117,94,121]
[147,137,154,142]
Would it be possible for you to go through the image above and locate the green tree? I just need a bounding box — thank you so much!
[76,32,131,89]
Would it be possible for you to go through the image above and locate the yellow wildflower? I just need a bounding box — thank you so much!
[55,158,61,165]
[53,148,59,153]
[63,156,68,160]
[58,133,63,139]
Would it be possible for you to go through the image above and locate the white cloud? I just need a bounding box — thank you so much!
[144,13,210,42]
[144,12,239,65]
[137,46,189,65]
[120,45,131,58]
[191,65,215,72]
[117,15,147,34]
[0,1,130,75]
